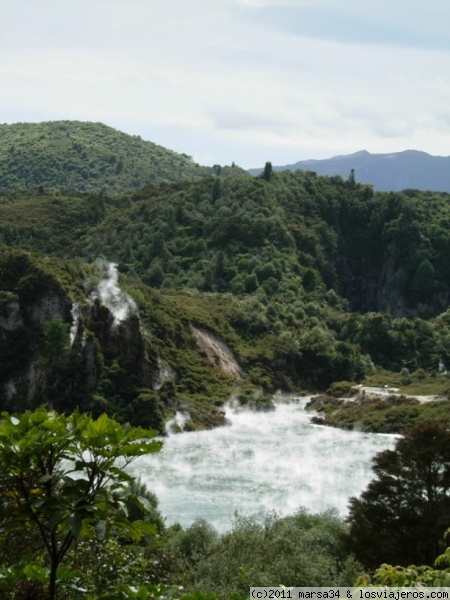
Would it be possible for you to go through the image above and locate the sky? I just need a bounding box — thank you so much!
[1,0,449,169]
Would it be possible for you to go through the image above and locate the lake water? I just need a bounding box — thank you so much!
[130,398,397,531]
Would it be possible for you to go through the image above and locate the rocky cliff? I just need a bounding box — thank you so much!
[0,251,242,432]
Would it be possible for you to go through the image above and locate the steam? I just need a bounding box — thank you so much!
[131,397,397,532]
[92,260,137,323]
[69,303,80,346]
[166,411,190,434]
[4,380,17,402]
[154,358,177,391]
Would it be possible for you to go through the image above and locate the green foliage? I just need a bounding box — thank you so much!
[8,120,450,598]
[127,390,166,432]
[262,161,273,181]
[65,535,153,598]
[44,318,69,370]
[345,421,450,569]
[0,250,237,431]
[307,370,450,433]
[327,381,356,397]
[412,258,435,299]
[167,510,360,598]
[0,121,246,195]
[0,407,162,600]
[356,530,450,587]
[308,394,425,433]
[400,367,411,385]
[357,561,450,587]
[4,136,450,418]
[124,477,165,534]
[347,312,439,372]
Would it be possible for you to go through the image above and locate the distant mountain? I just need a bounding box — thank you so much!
[0,121,243,194]
[250,150,450,192]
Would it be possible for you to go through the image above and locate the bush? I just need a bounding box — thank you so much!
[345,421,450,568]
[173,510,360,598]
[327,381,356,397]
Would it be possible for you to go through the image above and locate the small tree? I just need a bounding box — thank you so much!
[0,407,162,600]
[412,258,435,298]
[262,161,273,181]
[347,168,355,188]
[346,421,450,569]
[44,318,69,371]
[146,260,165,287]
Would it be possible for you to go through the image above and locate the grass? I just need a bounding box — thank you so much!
[363,368,450,397]
[308,368,450,433]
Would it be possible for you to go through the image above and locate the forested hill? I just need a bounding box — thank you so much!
[3,122,450,598]
[0,121,244,194]
[3,167,450,320]
[3,126,450,432]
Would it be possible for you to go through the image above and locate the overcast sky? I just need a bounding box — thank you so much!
[1,0,449,168]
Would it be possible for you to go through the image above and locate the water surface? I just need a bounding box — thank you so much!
[131,399,396,531]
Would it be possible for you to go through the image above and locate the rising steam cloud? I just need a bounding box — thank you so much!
[92,260,137,323]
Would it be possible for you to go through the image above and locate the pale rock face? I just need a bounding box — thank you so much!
[190,325,243,379]
[153,358,177,391]
[0,299,23,331]
[339,242,450,318]
[2,360,46,405]
[26,292,70,325]
[25,360,46,401]
[3,380,16,403]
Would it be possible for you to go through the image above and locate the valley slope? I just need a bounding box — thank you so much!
[2,121,450,433]
[0,121,245,195]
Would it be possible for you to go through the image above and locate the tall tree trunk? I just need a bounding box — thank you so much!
[48,560,58,600]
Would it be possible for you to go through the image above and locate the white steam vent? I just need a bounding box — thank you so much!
[69,303,79,346]
[92,260,137,323]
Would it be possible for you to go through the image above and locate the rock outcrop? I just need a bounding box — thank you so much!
[190,325,243,380]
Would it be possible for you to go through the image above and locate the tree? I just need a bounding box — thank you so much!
[262,161,273,181]
[146,260,165,287]
[347,168,355,188]
[44,318,69,371]
[212,177,221,200]
[412,258,435,298]
[152,232,166,256]
[345,421,450,569]
[0,407,162,600]
[171,510,359,596]
[213,251,226,280]
[356,530,450,587]
[302,268,321,292]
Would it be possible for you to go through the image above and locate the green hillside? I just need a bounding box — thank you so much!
[3,121,450,600]
[4,167,450,320]
[0,120,243,194]
[2,122,450,434]
[0,249,251,431]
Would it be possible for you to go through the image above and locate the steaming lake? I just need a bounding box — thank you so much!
[130,398,397,532]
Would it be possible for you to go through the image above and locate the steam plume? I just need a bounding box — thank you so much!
[92,260,137,323]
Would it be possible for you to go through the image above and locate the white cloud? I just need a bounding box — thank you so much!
[1,0,449,167]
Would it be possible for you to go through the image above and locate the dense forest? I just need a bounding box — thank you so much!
[2,121,450,597]
[0,121,245,194]
[3,128,450,431]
